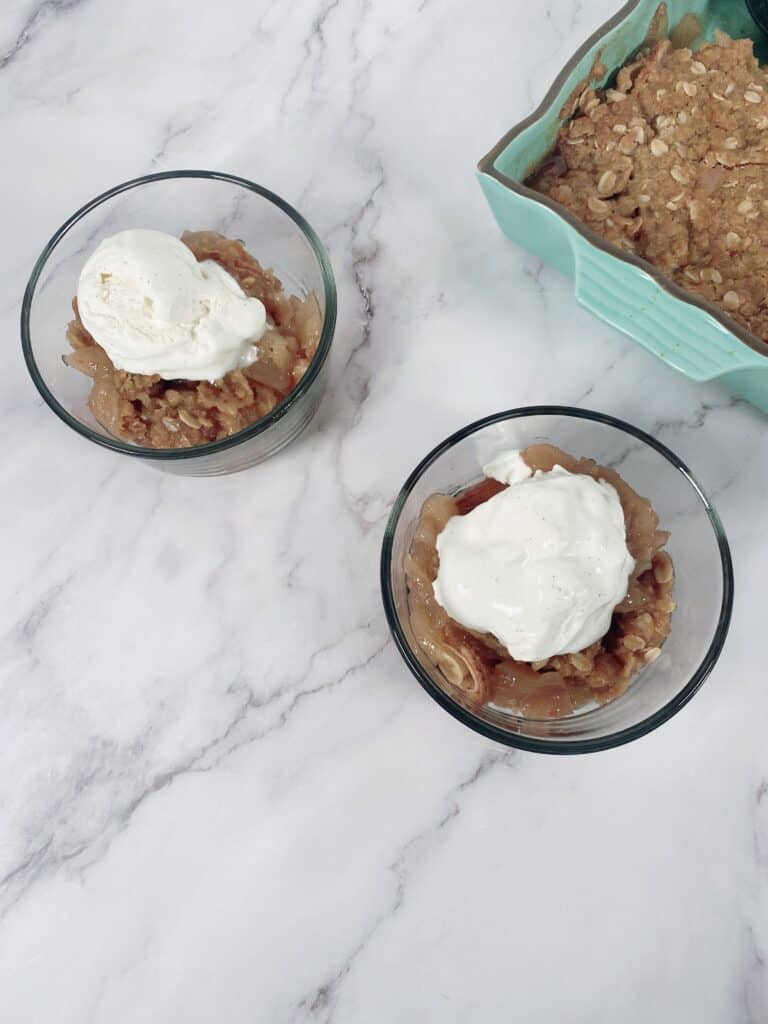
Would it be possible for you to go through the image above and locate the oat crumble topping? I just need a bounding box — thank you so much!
[529,33,768,343]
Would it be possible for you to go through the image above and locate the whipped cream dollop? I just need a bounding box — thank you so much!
[433,451,635,662]
[77,229,267,381]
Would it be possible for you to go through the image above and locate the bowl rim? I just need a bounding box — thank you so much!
[20,169,338,460]
[477,0,768,365]
[380,405,734,755]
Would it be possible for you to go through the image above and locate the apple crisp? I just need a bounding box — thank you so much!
[65,231,322,448]
[405,446,675,719]
[528,32,768,344]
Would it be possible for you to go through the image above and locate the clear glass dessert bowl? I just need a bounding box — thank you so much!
[21,170,337,476]
[380,407,733,754]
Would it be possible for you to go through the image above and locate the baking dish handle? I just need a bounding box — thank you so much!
[572,241,764,382]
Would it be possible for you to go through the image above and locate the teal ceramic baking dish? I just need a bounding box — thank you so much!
[478,0,768,413]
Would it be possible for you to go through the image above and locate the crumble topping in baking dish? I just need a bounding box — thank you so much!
[528,32,768,344]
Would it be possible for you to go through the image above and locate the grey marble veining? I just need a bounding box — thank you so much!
[1,0,767,1020]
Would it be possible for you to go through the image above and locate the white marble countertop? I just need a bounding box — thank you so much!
[2,0,767,1020]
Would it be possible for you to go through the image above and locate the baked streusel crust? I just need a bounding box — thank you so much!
[529,33,768,343]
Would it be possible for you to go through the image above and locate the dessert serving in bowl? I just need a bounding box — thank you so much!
[22,171,336,476]
[477,0,768,413]
[381,408,733,754]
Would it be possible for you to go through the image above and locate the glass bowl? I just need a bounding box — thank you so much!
[21,170,337,476]
[381,407,733,754]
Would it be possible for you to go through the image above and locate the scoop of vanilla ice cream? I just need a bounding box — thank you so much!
[433,457,635,663]
[76,229,267,381]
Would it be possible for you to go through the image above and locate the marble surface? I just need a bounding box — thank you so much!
[1,0,767,1020]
